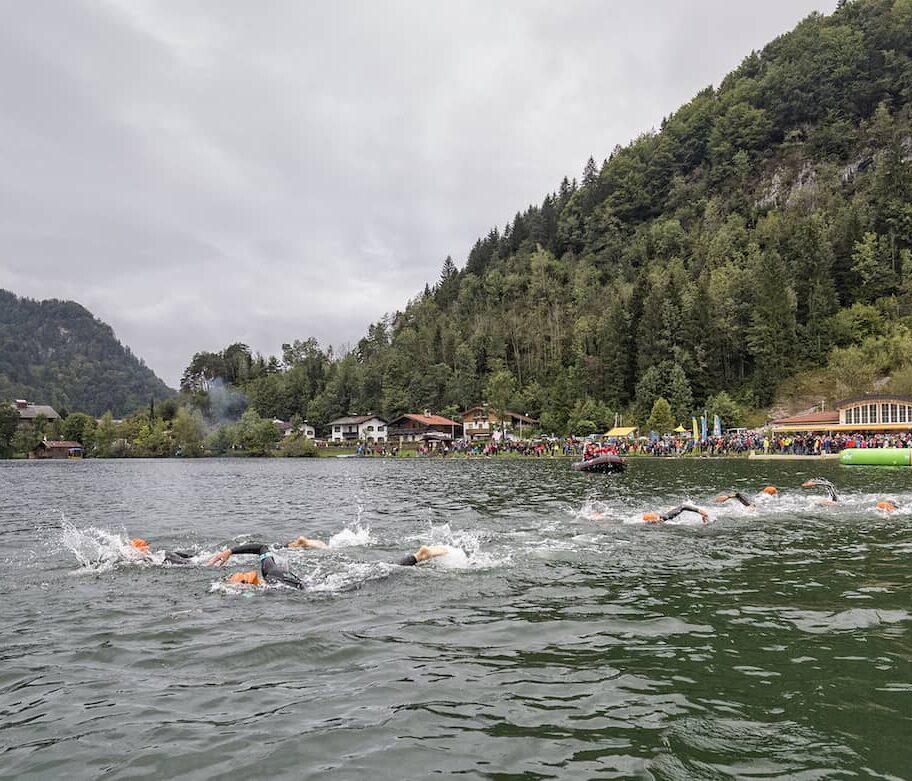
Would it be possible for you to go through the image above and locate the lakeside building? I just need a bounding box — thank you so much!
[12,399,60,427]
[387,413,461,443]
[329,415,388,443]
[769,394,912,433]
[460,406,539,441]
[29,439,82,459]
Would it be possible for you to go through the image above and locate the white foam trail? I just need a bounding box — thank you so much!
[572,499,612,522]
[58,521,145,572]
[328,525,373,548]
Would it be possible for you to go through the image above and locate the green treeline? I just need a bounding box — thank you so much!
[180,0,912,435]
[0,291,173,417]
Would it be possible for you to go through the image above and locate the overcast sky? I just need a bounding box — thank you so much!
[0,0,833,387]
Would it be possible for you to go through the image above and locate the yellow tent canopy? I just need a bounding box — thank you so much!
[673,425,687,433]
[605,426,637,437]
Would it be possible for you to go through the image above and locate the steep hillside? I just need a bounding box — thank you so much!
[184,0,912,434]
[0,290,173,417]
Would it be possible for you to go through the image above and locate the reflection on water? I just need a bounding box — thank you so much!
[1,457,910,778]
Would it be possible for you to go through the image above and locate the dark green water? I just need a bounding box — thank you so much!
[1,457,910,779]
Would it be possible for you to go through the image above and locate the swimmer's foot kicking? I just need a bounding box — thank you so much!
[207,543,305,589]
[642,504,710,524]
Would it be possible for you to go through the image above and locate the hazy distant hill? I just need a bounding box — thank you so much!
[0,290,173,417]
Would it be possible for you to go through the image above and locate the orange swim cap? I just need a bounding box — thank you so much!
[642,512,661,523]
[228,571,263,586]
[130,538,150,551]
[876,501,896,513]
[762,486,778,495]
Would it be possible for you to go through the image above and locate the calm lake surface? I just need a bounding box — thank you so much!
[1,457,910,780]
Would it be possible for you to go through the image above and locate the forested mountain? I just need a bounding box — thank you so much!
[0,290,173,417]
[184,0,912,434]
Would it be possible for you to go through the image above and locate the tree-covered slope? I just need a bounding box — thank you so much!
[185,0,912,434]
[0,290,173,417]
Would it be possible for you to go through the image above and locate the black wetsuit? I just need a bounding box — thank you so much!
[728,492,752,507]
[229,543,305,589]
[661,503,706,521]
[397,554,419,566]
[163,551,194,565]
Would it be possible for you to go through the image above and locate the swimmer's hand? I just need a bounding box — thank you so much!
[415,545,449,562]
[287,536,328,549]
[207,549,232,567]
[699,510,710,523]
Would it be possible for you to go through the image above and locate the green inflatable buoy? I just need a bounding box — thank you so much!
[840,448,911,466]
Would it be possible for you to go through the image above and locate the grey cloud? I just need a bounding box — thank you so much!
[0,0,832,386]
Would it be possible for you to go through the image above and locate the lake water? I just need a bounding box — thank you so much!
[1,457,910,779]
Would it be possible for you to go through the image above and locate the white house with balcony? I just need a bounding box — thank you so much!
[329,415,388,443]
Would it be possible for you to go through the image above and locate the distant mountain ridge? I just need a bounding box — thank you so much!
[0,289,173,417]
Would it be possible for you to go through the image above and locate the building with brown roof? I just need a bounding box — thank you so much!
[461,405,539,441]
[29,440,83,459]
[769,394,912,433]
[13,399,60,427]
[387,412,461,442]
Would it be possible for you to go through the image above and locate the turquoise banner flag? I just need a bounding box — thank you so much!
[700,416,707,440]
[713,415,722,437]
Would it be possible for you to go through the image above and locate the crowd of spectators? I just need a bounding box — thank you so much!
[325,431,912,458]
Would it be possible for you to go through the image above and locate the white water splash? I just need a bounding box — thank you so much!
[58,521,145,572]
[328,525,373,548]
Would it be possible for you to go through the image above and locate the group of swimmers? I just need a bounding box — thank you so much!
[122,478,896,590]
[126,534,452,591]
[642,478,898,524]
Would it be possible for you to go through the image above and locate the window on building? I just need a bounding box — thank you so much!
[861,406,869,424]
[334,426,340,432]
[869,404,878,423]
[378,426,385,431]
[890,404,898,423]
[900,406,908,423]
[367,426,374,431]
[882,404,890,423]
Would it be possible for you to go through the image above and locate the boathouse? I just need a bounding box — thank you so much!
[29,440,83,459]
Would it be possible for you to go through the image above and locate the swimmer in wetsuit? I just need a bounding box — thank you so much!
[395,545,451,566]
[130,538,196,565]
[207,542,452,587]
[642,504,710,524]
[801,478,838,504]
[714,486,779,507]
[207,543,306,588]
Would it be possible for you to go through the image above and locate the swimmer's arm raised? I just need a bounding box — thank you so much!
[207,542,270,566]
[397,545,450,566]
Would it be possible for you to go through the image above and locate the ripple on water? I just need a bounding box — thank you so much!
[1,457,911,778]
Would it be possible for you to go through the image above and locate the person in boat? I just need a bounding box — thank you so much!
[642,503,710,524]
[714,486,779,507]
[129,538,196,565]
[801,478,838,504]
[206,543,452,588]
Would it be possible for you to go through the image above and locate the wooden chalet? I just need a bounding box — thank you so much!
[387,412,461,442]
